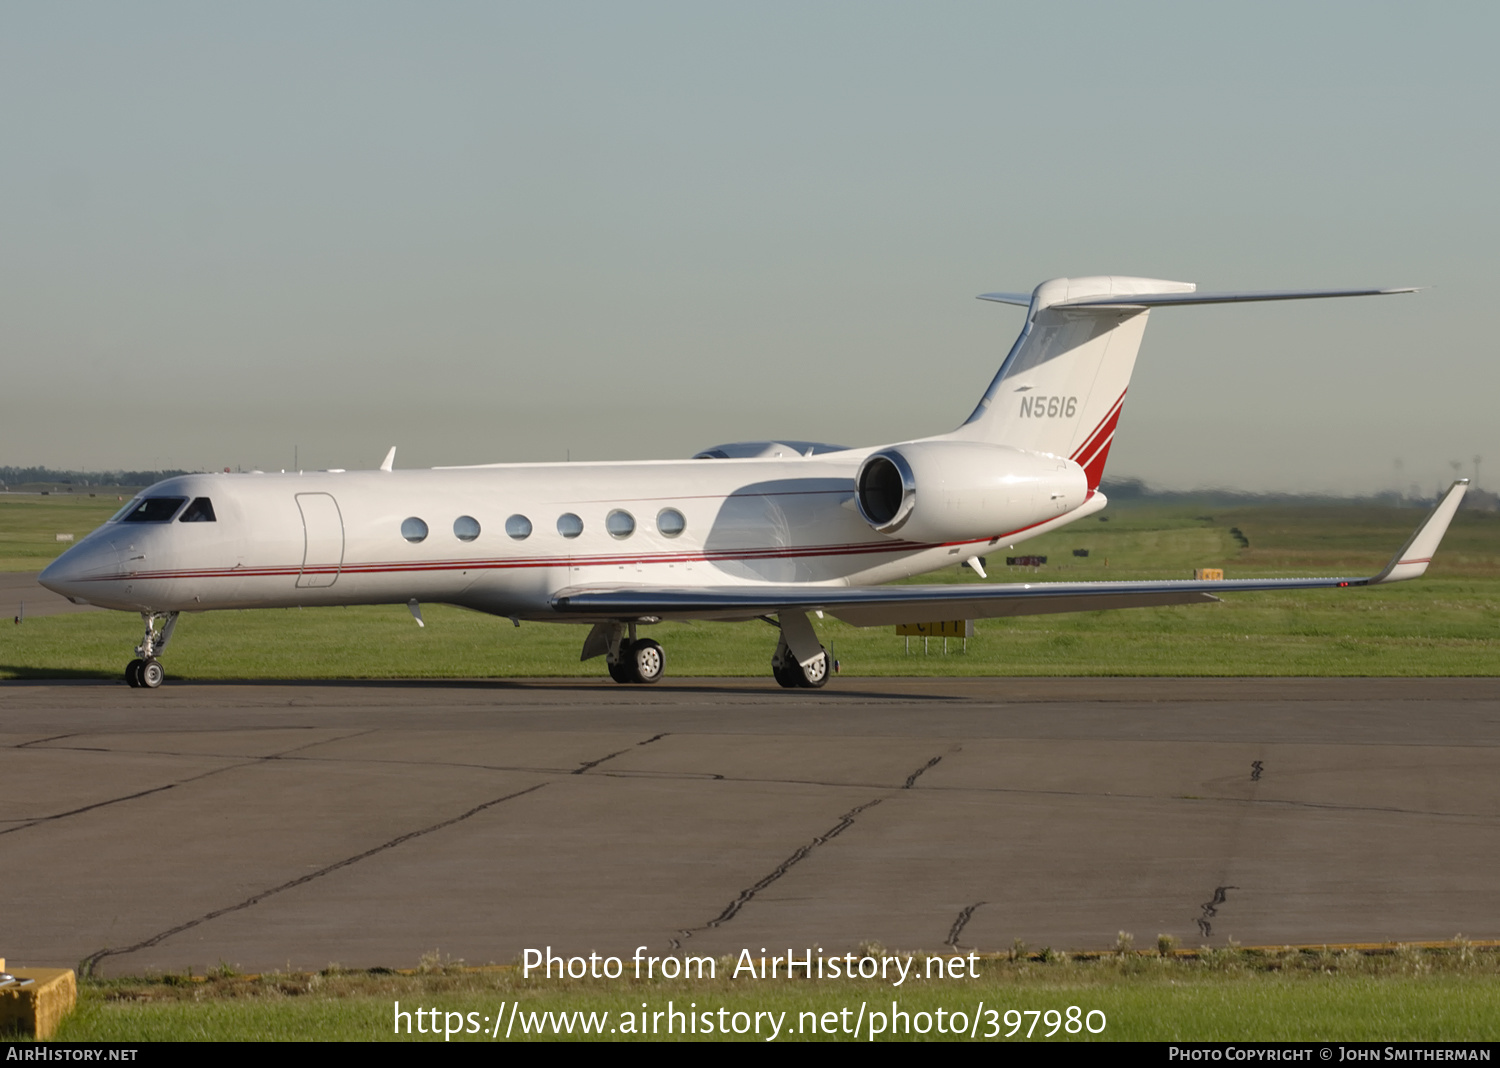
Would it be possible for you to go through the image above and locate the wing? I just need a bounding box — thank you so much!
[552,482,1468,626]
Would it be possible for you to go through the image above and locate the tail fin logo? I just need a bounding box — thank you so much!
[1070,390,1127,492]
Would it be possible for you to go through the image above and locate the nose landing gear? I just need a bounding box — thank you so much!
[124,611,178,689]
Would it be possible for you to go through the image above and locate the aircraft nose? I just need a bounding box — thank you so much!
[39,539,118,603]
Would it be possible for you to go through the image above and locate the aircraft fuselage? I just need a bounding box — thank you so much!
[45,451,1085,622]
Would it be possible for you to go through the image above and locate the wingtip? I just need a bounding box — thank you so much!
[1370,480,1468,585]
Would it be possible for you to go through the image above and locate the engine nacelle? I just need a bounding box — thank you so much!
[854,440,1086,543]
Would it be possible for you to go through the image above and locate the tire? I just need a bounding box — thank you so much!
[629,639,664,684]
[140,659,165,689]
[607,641,635,684]
[772,660,801,688]
[125,658,144,688]
[796,649,830,689]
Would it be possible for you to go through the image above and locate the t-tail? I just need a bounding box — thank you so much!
[945,276,1419,492]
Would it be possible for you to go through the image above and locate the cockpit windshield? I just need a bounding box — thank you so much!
[119,497,188,523]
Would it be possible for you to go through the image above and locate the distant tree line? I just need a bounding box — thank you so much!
[0,466,194,488]
[1098,476,1462,508]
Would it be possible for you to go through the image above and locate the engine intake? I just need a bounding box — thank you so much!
[854,441,1085,544]
[855,452,916,533]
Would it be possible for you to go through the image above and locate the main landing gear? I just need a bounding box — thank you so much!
[125,611,178,689]
[772,637,830,689]
[584,621,665,684]
[769,609,834,689]
[581,611,836,689]
[608,636,666,685]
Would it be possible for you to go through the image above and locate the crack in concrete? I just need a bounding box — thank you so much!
[674,753,944,940]
[1251,761,1264,782]
[669,798,883,948]
[79,782,547,976]
[0,783,181,836]
[1195,885,1238,938]
[903,756,943,789]
[946,901,985,948]
[14,734,78,748]
[0,730,377,837]
[572,732,669,774]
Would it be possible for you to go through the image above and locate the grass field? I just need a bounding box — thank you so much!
[50,944,1500,1041]
[2,494,1496,679]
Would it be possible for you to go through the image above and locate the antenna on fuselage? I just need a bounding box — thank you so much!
[380,446,396,473]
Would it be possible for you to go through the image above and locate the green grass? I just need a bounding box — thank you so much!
[0,493,124,571]
[3,497,1496,679]
[3,581,1497,680]
[50,945,1500,1041]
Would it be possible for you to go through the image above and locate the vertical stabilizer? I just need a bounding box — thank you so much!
[950,276,1194,490]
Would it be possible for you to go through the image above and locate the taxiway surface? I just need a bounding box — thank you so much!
[2,677,1496,975]
[1,572,95,621]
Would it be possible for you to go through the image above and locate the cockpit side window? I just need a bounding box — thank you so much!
[120,497,188,523]
[178,498,217,523]
[108,498,142,523]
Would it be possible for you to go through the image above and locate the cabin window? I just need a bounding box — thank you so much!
[401,517,429,543]
[178,498,216,523]
[657,508,686,537]
[505,514,532,540]
[605,509,635,539]
[121,497,187,523]
[557,513,583,539]
[453,515,481,542]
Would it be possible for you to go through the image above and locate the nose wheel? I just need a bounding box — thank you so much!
[125,658,165,688]
[124,611,178,689]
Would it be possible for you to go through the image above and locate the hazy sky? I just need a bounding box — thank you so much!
[3,2,1495,494]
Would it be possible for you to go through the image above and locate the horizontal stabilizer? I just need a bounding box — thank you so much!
[1053,286,1419,310]
[978,286,1417,311]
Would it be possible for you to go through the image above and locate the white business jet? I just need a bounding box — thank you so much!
[40,275,1467,690]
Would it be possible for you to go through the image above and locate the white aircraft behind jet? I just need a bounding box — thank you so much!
[40,275,1467,689]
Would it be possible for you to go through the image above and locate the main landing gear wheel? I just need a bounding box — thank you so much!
[627,638,665,684]
[798,649,830,689]
[773,646,830,689]
[608,642,636,684]
[125,658,145,688]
